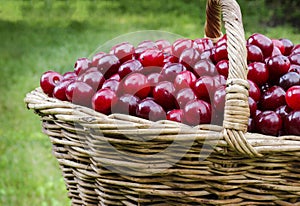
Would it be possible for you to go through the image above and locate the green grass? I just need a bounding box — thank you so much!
[0,1,300,205]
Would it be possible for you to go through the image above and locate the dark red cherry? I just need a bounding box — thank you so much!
[247,33,274,58]
[284,110,300,135]
[247,44,264,62]
[215,34,227,47]
[77,70,105,91]
[97,54,121,79]
[163,54,178,66]
[248,80,261,102]
[260,86,286,111]
[176,87,196,108]
[40,71,63,97]
[254,111,282,136]
[171,38,195,58]
[193,76,214,102]
[291,44,300,55]
[133,46,148,59]
[215,59,229,78]
[279,38,294,56]
[136,98,166,121]
[53,79,74,101]
[102,79,120,93]
[167,109,183,123]
[289,53,300,65]
[266,54,290,79]
[153,81,178,111]
[155,39,171,50]
[248,97,257,118]
[213,44,228,63]
[121,73,150,99]
[248,118,255,133]
[289,64,300,74]
[109,73,121,81]
[66,81,95,108]
[90,52,106,67]
[272,39,285,54]
[278,72,300,91]
[110,42,134,63]
[139,48,164,67]
[179,48,201,70]
[247,62,269,86]
[212,85,226,112]
[193,37,214,53]
[183,99,212,126]
[275,105,292,120]
[92,88,117,115]
[286,85,300,110]
[193,59,217,77]
[173,70,197,91]
[112,94,140,116]
[63,71,77,80]
[118,59,143,79]
[200,48,214,61]
[160,63,187,82]
[74,58,91,75]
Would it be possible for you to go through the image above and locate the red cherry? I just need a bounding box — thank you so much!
[112,94,140,116]
[193,37,214,53]
[77,69,105,91]
[213,44,228,63]
[248,80,261,102]
[171,38,195,58]
[271,46,283,57]
[289,64,300,74]
[40,71,63,97]
[160,63,187,82]
[215,60,229,78]
[248,97,257,118]
[139,48,164,67]
[53,79,74,101]
[109,42,134,63]
[121,73,150,99]
[137,40,157,49]
[179,48,201,71]
[266,54,290,81]
[284,110,300,135]
[247,44,264,62]
[289,53,300,65]
[286,85,300,110]
[102,79,120,93]
[260,86,286,111]
[247,62,269,86]
[173,70,197,91]
[272,39,285,54]
[163,54,178,66]
[279,38,294,56]
[183,99,211,126]
[167,109,183,123]
[74,58,91,75]
[275,105,292,120]
[92,88,117,115]
[200,48,214,61]
[176,88,196,108]
[212,85,226,112]
[62,71,77,80]
[254,111,282,136]
[136,98,166,121]
[247,33,274,58]
[291,44,300,55]
[90,52,106,67]
[155,39,171,50]
[109,73,121,81]
[215,34,227,47]
[193,59,217,77]
[97,54,121,79]
[118,59,143,79]
[153,81,178,111]
[66,81,95,108]
[278,72,300,91]
[193,76,214,102]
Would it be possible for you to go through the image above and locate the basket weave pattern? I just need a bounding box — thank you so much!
[25,0,300,205]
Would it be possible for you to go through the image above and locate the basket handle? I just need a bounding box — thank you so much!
[205,0,262,157]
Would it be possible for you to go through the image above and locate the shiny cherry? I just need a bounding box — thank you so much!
[121,73,150,99]
[259,86,286,111]
[247,44,264,62]
[193,37,214,53]
[248,80,261,102]
[179,48,201,71]
[109,42,134,63]
[118,59,143,79]
[112,94,140,116]
[173,70,197,91]
[77,69,105,91]
[160,63,187,82]
[254,111,282,136]
[213,44,228,63]
[278,72,300,91]
[53,79,74,101]
[247,62,269,86]
[247,33,274,58]
[266,54,290,79]
[66,81,95,107]
[284,110,300,135]
[279,38,294,56]
[167,109,183,123]
[215,59,229,78]
[40,71,63,97]
[176,87,196,108]
[193,59,217,77]
[97,54,120,79]
[74,58,91,75]
[193,76,214,102]
[136,98,166,121]
[139,48,164,67]
[286,85,300,110]
[92,88,117,115]
[155,39,171,50]
[183,99,212,126]
[153,81,178,111]
[171,38,195,58]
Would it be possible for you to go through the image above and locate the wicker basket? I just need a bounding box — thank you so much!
[25,0,300,205]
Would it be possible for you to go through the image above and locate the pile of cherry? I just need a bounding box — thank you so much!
[40,33,300,136]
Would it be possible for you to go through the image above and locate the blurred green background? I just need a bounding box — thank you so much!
[0,0,299,205]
